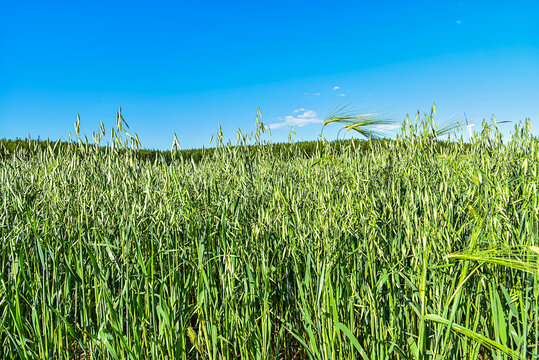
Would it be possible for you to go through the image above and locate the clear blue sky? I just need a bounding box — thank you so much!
[1,0,538,149]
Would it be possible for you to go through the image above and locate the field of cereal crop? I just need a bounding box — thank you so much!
[1,108,538,359]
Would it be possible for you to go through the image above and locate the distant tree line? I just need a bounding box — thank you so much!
[0,136,469,163]
[0,137,391,162]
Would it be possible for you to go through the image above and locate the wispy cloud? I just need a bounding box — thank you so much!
[456,19,462,24]
[338,93,346,97]
[332,86,340,91]
[268,109,323,129]
[372,123,400,132]
[312,92,321,96]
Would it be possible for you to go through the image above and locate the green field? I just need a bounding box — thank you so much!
[1,110,538,359]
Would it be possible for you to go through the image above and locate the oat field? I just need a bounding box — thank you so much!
[1,110,538,359]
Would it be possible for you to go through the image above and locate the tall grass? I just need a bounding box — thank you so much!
[0,107,538,359]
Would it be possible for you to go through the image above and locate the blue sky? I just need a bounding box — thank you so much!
[1,0,538,149]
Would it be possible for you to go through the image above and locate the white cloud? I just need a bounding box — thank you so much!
[268,109,323,129]
[338,93,346,97]
[332,86,340,91]
[456,20,462,24]
[373,124,400,132]
[312,92,321,96]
